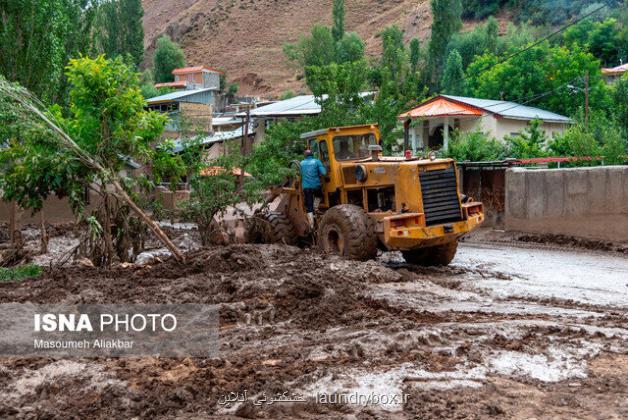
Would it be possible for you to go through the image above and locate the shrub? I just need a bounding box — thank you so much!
[505,119,548,158]
[445,129,507,161]
[548,114,626,166]
[548,125,601,166]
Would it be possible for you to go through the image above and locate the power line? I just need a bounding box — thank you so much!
[410,76,583,119]
[444,2,610,91]
[488,3,609,69]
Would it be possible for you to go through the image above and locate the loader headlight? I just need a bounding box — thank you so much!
[355,164,368,182]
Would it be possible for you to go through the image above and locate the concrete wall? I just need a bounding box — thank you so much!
[0,191,103,224]
[505,166,628,241]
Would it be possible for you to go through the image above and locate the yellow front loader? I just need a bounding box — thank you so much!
[249,124,484,265]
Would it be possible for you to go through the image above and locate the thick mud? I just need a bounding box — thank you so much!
[0,241,626,419]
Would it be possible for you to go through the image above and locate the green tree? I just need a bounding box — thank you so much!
[0,57,169,264]
[601,125,627,165]
[427,0,462,88]
[485,16,498,54]
[548,125,600,166]
[119,0,144,68]
[441,49,465,95]
[380,26,407,87]
[612,73,628,136]
[563,17,624,66]
[409,38,421,74]
[0,0,97,103]
[505,119,548,158]
[284,25,336,68]
[62,56,165,166]
[550,111,626,165]
[445,17,502,72]
[461,0,505,19]
[332,0,345,42]
[306,60,369,113]
[466,42,611,117]
[496,22,535,56]
[94,0,145,68]
[153,35,186,83]
[336,32,365,63]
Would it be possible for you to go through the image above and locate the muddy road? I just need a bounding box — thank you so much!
[0,239,626,419]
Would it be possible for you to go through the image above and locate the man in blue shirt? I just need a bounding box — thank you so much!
[300,149,327,227]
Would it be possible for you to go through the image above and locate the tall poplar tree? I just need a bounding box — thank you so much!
[0,0,96,103]
[95,0,145,68]
[332,0,345,42]
[427,0,462,88]
[409,38,421,74]
[441,49,465,95]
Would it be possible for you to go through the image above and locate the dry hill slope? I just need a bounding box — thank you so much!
[142,0,433,96]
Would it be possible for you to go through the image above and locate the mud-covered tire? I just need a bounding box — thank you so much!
[402,241,458,266]
[317,204,377,260]
[247,211,298,245]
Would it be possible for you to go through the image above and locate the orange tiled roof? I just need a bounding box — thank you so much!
[398,97,483,119]
[172,66,224,75]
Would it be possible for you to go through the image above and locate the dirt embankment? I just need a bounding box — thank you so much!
[0,242,627,418]
[142,0,435,96]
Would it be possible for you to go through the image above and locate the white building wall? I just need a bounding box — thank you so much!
[492,118,569,141]
[409,113,570,150]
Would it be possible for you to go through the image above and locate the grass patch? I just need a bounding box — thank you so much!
[0,264,43,282]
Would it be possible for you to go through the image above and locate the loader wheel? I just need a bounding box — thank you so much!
[317,204,377,260]
[402,241,458,266]
[247,211,297,245]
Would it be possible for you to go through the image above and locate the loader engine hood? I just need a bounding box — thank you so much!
[338,158,463,225]
[339,158,456,185]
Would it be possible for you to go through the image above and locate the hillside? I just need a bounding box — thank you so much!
[142,0,435,97]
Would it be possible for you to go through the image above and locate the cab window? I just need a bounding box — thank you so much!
[332,133,376,161]
[319,140,330,169]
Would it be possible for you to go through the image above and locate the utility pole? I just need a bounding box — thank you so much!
[584,70,589,129]
[238,105,250,192]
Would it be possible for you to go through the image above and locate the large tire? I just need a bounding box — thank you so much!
[247,211,297,245]
[317,204,377,260]
[402,241,458,266]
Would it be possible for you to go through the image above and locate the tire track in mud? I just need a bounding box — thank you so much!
[0,243,626,418]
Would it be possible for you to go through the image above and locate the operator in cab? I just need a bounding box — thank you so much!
[300,149,327,227]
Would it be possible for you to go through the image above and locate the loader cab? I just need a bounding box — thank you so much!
[300,124,381,208]
[303,125,380,165]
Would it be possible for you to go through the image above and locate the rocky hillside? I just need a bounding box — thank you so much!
[142,0,435,97]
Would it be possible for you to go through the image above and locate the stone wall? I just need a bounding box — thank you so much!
[505,166,628,241]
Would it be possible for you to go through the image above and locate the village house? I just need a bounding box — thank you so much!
[242,93,375,144]
[147,66,227,138]
[241,95,321,144]
[147,89,216,139]
[155,66,222,91]
[399,95,572,153]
